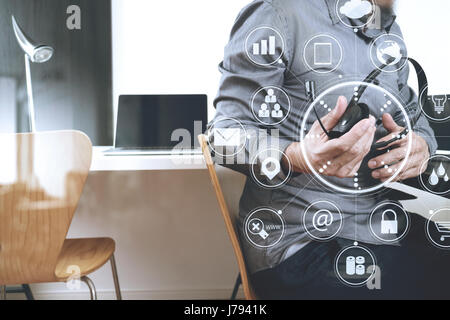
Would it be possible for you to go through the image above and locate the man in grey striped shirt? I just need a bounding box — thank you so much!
[212,0,450,299]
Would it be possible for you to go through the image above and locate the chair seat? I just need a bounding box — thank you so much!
[54,238,115,281]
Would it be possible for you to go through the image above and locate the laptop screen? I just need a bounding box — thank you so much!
[115,95,207,149]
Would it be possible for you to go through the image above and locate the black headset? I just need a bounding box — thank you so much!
[306,57,429,151]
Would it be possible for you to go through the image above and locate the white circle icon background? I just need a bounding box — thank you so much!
[427,209,450,250]
[369,34,408,73]
[369,202,410,243]
[419,86,450,123]
[419,155,450,196]
[336,0,377,29]
[244,208,285,249]
[335,245,377,287]
[251,148,292,189]
[245,26,285,67]
[303,34,343,74]
[300,81,412,195]
[207,117,248,158]
[303,200,343,241]
[251,86,291,126]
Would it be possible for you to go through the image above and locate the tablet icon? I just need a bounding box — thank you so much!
[314,43,332,66]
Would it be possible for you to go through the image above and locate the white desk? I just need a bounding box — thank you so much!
[91,147,449,219]
[91,147,206,172]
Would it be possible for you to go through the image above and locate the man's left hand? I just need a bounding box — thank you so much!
[369,113,430,182]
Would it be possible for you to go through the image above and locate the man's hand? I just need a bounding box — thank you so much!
[369,113,430,182]
[284,96,376,178]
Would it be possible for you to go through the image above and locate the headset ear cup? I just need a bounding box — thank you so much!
[358,103,370,119]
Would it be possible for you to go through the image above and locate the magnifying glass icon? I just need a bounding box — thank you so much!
[248,218,270,240]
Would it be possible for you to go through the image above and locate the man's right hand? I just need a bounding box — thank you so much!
[284,96,376,178]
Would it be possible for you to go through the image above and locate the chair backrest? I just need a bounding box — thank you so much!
[198,135,257,300]
[0,131,92,285]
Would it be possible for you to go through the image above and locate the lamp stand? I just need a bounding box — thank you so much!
[24,54,36,132]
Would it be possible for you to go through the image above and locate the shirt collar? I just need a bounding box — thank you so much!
[324,0,397,37]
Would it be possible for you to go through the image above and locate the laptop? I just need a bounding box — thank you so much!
[104,95,207,156]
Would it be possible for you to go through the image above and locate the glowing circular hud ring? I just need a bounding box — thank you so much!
[244,208,285,249]
[251,86,291,126]
[426,208,450,250]
[419,155,450,196]
[369,34,408,74]
[335,0,377,29]
[303,200,343,241]
[300,81,413,194]
[419,85,450,123]
[207,117,248,158]
[245,26,285,67]
[369,202,410,243]
[303,34,344,74]
[250,148,292,189]
[335,245,377,287]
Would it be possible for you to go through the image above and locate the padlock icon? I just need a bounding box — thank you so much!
[381,209,398,235]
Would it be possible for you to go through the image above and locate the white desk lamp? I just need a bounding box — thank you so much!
[12,16,54,132]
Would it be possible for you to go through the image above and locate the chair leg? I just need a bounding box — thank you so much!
[110,254,122,300]
[22,284,34,300]
[81,276,97,300]
[0,286,6,300]
[231,274,242,300]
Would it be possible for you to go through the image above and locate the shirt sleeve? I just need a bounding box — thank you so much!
[210,0,294,178]
[397,61,438,156]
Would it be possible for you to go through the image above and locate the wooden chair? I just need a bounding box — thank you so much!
[198,134,257,300]
[0,131,121,300]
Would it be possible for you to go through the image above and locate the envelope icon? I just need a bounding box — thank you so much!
[214,128,241,147]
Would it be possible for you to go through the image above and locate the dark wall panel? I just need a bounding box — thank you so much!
[0,0,112,145]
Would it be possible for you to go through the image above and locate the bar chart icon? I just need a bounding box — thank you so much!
[252,36,276,56]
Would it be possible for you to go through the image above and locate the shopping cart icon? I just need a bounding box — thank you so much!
[435,221,450,242]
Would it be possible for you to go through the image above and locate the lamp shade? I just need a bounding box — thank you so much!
[12,16,54,63]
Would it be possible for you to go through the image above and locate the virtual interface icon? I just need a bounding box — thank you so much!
[427,209,450,249]
[303,201,343,241]
[346,256,366,276]
[376,40,402,66]
[213,128,241,147]
[248,218,270,240]
[252,36,276,56]
[244,208,285,249]
[369,202,409,243]
[252,87,290,125]
[335,245,376,287]
[339,0,372,20]
[261,157,281,181]
[380,209,398,235]
[245,27,285,66]
[314,43,332,66]
[420,155,450,195]
[312,209,334,232]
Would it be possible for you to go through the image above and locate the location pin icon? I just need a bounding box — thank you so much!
[261,157,281,181]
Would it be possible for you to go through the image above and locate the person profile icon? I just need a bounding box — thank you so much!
[259,103,270,118]
[272,104,283,118]
[265,89,277,103]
